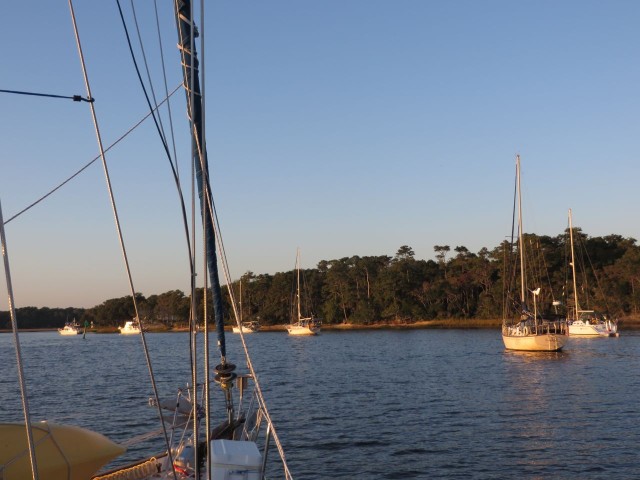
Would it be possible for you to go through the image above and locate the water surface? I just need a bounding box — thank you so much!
[1,329,638,479]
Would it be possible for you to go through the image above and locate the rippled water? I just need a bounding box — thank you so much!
[1,329,639,479]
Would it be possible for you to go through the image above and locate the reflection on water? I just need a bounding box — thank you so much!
[1,329,639,478]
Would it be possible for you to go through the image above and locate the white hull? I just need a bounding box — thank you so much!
[568,320,618,337]
[232,326,257,334]
[290,250,320,336]
[567,212,620,339]
[502,326,567,351]
[119,321,140,335]
[232,321,260,334]
[58,326,80,335]
[119,328,140,335]
[287,324,319,336]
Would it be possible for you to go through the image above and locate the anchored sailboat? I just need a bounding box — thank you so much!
[501,155,568,351]
[566,209,619,337]
[232,321,261,334]
[287,249,321,336]
[232,278,261,333]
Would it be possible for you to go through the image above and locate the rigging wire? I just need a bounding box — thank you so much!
[173,2,293,474]
[171,1,204,475]
[217,233,294,479]
[190,2,204,476]
[67,1,177,478]
[166,2,213,476]
[575,227,611,313]
[113,1,229,476]
[2,85,181,226]
[113,4,201,453]
[0,200,39,479]
[562,218,571,308]
[172,17,238,476]
[129,0,171,152]
[208,174,294,478]
[118,0,293,475]
[538,238,558,308]
[153,0,181,180]
[115,1,183,189]
[0,88,93,103]
[175,1,228,365]
[505,157,520,318]
[198,1,212,477]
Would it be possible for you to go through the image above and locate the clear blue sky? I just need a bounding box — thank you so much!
[1,1,639,308]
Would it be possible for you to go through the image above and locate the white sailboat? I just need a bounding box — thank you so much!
[501,155,568,351]
[287,249,321,336]
[232,321,260,334]
[232,279,260,333]
[567,209,619,337]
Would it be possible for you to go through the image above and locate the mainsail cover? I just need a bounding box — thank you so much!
[0,422,125,480]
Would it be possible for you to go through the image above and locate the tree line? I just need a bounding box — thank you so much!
[2,231,639,330]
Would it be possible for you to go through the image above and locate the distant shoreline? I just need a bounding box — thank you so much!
[3,317,640,333]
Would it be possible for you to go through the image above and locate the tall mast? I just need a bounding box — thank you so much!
[516,155,526,305]
[569,208,580,313]
[174,0,226,359]
[296,248,302,322]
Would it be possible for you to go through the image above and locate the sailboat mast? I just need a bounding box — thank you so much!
[569,208,581,313]
[516,155,526,305]
[174,0,226,359]
[296,248,302,322]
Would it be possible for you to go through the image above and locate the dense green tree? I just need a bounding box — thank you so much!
[5,233,640,329]
[153,290,189,326]
[605,245,640,315]
[0,306,84,329]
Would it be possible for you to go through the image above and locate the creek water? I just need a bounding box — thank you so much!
[1,329,638,479]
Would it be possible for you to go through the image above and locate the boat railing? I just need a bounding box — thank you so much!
[537,319,568,335]
[138,373,290,479]
[503,318,568,336]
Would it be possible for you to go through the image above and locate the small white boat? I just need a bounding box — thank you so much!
[287,249,321,336]
[568,311,618,337]
[566,209,619,337]
[118,320,141,335]
[58,322,81,336]
[232,321,261,334]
